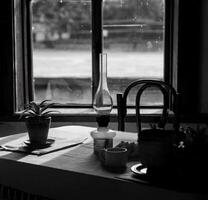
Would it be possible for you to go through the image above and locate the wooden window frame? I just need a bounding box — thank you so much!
[16,0,34,112]
[0,0,185,123]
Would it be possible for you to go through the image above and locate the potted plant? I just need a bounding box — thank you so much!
[20,100,57,145]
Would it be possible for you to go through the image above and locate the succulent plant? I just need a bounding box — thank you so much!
[20,100,58,118]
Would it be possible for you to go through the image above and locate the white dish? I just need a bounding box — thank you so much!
[131,163,148,176]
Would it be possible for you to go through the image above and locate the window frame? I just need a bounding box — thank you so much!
[14,0,34,113]
[30,0,170,109]
[0,0,180,122]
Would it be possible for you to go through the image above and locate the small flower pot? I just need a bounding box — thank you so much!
[25,116,51,145]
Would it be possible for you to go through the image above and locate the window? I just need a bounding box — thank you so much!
[1,0,203,121]
[103,0,165,107]
[32,0,92,106]
[29,0,167,110]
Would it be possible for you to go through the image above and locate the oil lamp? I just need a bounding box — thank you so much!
[91,53,116,155]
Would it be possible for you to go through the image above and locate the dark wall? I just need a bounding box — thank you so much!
[177,0,203,117]
[0,0,15,115]
[200,1,208,114]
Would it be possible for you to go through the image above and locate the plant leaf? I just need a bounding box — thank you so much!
[19,100,61,119]
[19,109,36,119]
[42,110,60,116]
[39,99,52,107]
[27,105,37,114]
[40,102,56,113]
[27,111,37,117]
[29,101,40,115]
[19,109,29,119]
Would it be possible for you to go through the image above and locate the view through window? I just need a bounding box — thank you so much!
[31,0,165,107]
[32,0,92,105]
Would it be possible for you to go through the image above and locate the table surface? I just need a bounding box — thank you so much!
[0,125,207,200]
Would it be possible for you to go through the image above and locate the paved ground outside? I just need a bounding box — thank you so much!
[33,49,164,105]
[33,49,163,79]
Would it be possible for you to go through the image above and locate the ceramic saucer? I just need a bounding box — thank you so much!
[24,139,55,149]
[131,163,148,179]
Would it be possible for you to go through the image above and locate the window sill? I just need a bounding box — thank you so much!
[13,108,164,123]
[2,108,205,123]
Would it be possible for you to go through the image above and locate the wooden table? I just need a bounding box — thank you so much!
[0,125,207,200]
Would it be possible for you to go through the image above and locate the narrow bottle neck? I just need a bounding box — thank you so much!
[99,53,108,89]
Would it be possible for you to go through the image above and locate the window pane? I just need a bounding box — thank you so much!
[31,0,92,105]
[103,0,164,106]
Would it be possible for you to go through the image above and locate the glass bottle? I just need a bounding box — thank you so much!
[93,53,113,118]
[91,53,116,156]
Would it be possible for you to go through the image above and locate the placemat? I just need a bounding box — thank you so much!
[0,136,88,156]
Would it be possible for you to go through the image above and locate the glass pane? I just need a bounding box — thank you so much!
[103,0,165,106]
[31,0,92,105]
